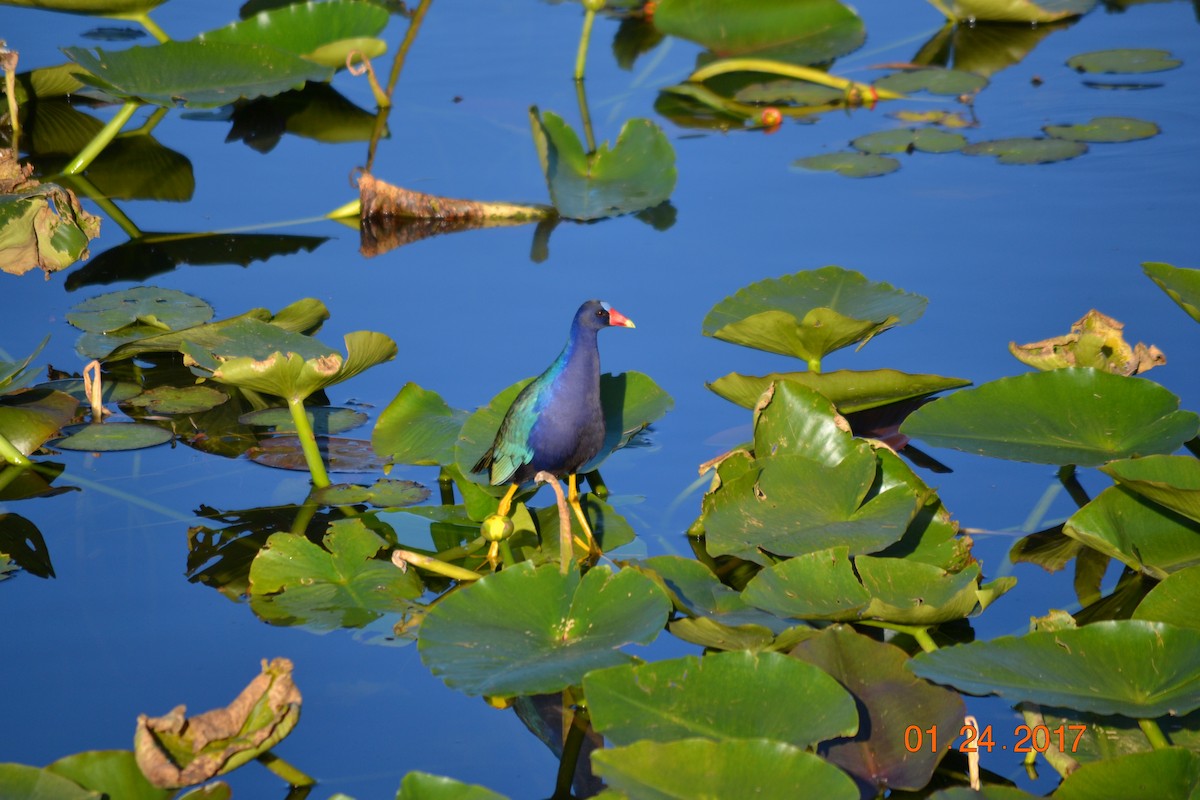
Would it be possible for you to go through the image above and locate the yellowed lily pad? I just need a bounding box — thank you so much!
[134,657,301,789]
[1009,310,1165,375]
[247,436,384,472]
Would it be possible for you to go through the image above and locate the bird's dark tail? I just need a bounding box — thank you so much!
[471,446,494,474]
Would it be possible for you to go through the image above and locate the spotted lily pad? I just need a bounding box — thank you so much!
[1044,116,1159,143]
[312,478,430,509]
[852,128,967,154]
[418,561,670,697]
[128,385,228,415]
[53,422,173,452]
[1067,48,1181,74]
[875,68,988,96]
[67,286,214,334]
[248,518,423,630]
[962,137,1088,164]
[793,152,900,178]
[1144,262,1200,324]
[239,406,368,435]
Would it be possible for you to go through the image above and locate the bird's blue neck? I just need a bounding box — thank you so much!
[550,318,601,383]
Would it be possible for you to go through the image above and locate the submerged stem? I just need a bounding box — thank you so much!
[64,102,139,175]
[286,397,330,489]
[552,702,590,800]
[256,752,314,787]
[1057,465,1091,509]
[1138,718,1171,750]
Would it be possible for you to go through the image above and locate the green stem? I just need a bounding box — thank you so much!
[806,356,822,373]
[434,536,489,562]
[1057,465,1091,509]
[574,7,596,82]
[574,77,596,153]
[287,397,330,489]
[0,432,32,467]
[64,102,139,175]
[857,620,938,653]
[1138,718,1171,750]
[57,173,143,238]
[0,463,29,492]
[124,105,167,136]
[551,703,590,800]
[499,540,518,569]
[584,469,608,499]
[384,0,433,100]
[392,547,480,582]
[326,199,361,220]
[289,497,320,536]
[438,467,456,505]
[256,752,315,787]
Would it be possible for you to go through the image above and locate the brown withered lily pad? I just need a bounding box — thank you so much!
[134,657,301,789]
[1009,309,1165,375]
[248,436,384,472]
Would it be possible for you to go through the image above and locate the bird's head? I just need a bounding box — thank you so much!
[578,299,636,330]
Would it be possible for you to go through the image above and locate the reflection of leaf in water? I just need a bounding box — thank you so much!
[911,17,1066,77]
[0,513,56,579]
[224,82,380,153]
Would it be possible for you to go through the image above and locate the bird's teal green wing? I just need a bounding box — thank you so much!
[485,383,542,484]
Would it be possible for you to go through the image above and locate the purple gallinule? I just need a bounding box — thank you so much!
[473,299,635,554]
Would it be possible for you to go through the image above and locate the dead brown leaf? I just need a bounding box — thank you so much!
[1009,309,1165,376]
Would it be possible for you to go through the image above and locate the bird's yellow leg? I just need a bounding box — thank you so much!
[496,483,519,517]
[568,473,600,556]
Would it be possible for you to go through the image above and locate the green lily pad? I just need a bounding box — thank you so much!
[0,181,101,277]
[0,0,165,11]
[792,625,966,793]
[899,369,1200,466]
[417,562,670,697]
[938,0,1094,23]
[53,422,173,452]
[707,369,970,412]
[1101,455,1200,525]
[312,478,430,509]
[196,0,389,68]
[133,658,300,788]
[127,385,228,415]
[585,650,858,747]
[1144,262,1200,324]
[742,546,871,621]
[752,380,862,465]
[47,751,170,800]
[653,0,865,64]
[373,383,469,466]
[396,772,508,800]
[239,406,368,435]
[529,493,637,558]
[0,336,49,395]
[248,518,423,630]
[1133,564,1200,631]
[1064,486,1200,579]
[962,137,1088,165]
[0,389,79,456]
[65,41,334,109]
[852,128,968,154]
[1067,48,1181,74]
[1056,748,1200,800]
[66,286,214,334]
[875,68,988,95]
[1044,116,1159,143]
[703,267,927,364]
[0,764,97,800]
[247,436,385,473]
[530,108,676,220]
[592,738,859,800]
[910,620,1200,717]
[794,152,901,178]
[857,558,1008,625]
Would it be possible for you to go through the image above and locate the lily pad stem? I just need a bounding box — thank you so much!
[120,11,170,43]
[287,397,330,489]
[584,468,608,499]
[0,432,32,467]
[1138,718,1171,750]
[551,702,591,800]
[858,620,938,652]
[256,752,314,787]
[438,467,456,505]
[573,5,597,83]
[1057,465,1091,509]
[689,58,904,101]
[807,356,822,373]
[392,547,480,582]
[574,77,596,154]
[64,101,140,175]
[1020,704,1079,778]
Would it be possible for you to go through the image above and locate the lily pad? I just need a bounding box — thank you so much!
[396,772,508,800]
[875,68,988,96]
[653,0,865,64]
[938,0,1095,23]
[1101,455,1200,525]
[417,561,670,697]
[791,625,966,793]
[857,558,1007,625]
[0,336,49,395]
[962,137,1088,165]
[852,128,968,154]
[742,546,871,621]
[239,406,368,435]
[133,658,300,788]
[734,79,845,106]
[47,751,171,800]
[66,286,213,334]
[909,620,1200,718]
[0,171,101,278]
[1144,262,1200,324]
[1067,48,1181,74]
[0,0,165,11]
[312,478,430,509]
[1044,116,1159,143]
[0,764,97,799]
[1056,748,1200,800]
[1133,564,1200,631]
[793,152,900,178]
[196,0,389,68]
[592,738,859,800]
[373,383,469,466]
[248,518,423,629]
[64,41,334,109]
[53,421,173,452]
[127,385,228,415]
[707,369,970,412]
[0,389,79,456]
[703,267,927,364]
[530,108,676,220]
[1009,309,1164,375]
[247,436,385,473]
[1064,485,1200,579]
[899,368,1199,466]
[585,651,858,747]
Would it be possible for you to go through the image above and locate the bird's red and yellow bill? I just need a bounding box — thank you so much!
[603,304,636,328]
